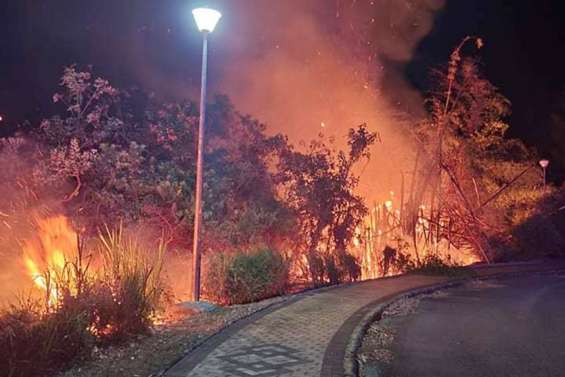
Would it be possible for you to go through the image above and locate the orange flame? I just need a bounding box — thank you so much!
[22,216,78,306]
[352,196,480,279]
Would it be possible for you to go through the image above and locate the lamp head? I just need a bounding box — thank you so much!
[192,8,222,33]
[539,159,550,168]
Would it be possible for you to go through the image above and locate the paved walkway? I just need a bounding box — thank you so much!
[165,262,564,377]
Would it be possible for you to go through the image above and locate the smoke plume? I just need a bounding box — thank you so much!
[17,0,446,201]
[211,0,445,200]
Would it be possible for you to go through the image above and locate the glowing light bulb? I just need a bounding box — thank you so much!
[192,8,222,33]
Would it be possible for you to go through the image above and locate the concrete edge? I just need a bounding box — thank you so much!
[341,267,565,377]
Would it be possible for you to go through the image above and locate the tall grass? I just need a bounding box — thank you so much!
[95,224,167,340]
[0,225,167,377]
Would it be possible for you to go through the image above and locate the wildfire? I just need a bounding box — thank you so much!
[352,195,480,279]
[22,216,79,306]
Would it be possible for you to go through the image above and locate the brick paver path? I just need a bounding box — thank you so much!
[165,262,564,377]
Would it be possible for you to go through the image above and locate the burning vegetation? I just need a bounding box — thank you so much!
[22,216,79,308]
[1,215,167,376]
[0,36,563,377]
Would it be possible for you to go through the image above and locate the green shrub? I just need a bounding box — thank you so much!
[204,249,290,305]
[407,254,472,277]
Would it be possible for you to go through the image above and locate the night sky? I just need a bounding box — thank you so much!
[408,0,565,181]
[1,0,564,180]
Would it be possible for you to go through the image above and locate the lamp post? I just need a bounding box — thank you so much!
[191,7,222,302]
[539,159,550,188]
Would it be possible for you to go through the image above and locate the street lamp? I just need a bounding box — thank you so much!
[191,7,222,302]
[539,159,550,188]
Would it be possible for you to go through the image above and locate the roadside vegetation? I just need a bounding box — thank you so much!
[355,37,564,277]
[0,226,166,377]
[406,255,475,277]
[0,38,563,376]
[204,249,290,305]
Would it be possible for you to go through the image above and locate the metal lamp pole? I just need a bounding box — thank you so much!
[191,8,221,302]
[191,31,208,302]
[539,159,549,189]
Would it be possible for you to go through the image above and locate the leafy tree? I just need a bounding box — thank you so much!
[276,125,377,284]
[3,66,380,287]
[29,67,294,253]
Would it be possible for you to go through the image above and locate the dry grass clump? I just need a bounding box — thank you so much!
[94,225,166,342]
[0,226,167,377]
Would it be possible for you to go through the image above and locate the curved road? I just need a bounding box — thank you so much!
[389,273,565,377]
[164,263,564,377]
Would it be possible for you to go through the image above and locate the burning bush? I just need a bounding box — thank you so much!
[0,217,168,377]
[204,249,290,305]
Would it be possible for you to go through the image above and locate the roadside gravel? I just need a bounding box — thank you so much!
[357,290,448,377]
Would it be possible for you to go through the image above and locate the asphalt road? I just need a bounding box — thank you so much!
[389,273,565,377]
